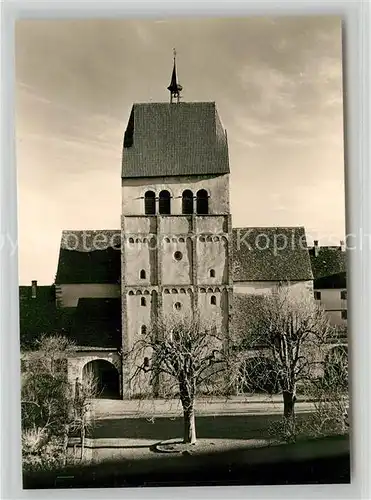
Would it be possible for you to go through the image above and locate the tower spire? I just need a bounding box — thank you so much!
[167,48,182,103]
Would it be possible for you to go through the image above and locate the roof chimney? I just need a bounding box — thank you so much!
[31,280,37,299]
[313,240,319,257]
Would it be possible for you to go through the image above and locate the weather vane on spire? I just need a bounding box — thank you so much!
[167,48,182,103]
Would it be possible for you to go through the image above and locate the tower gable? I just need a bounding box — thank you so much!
[122,102,230,179]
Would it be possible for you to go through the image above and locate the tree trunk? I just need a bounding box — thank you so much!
[63,427,69,467]
[183,406,196,444]
[283,390,296,419]
[283,390,297,440]
[80,416,85,460]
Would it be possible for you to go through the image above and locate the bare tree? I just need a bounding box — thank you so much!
[70,370,99,460]
[21,334,98,468]
[301,344,348,438]
[21,336,75,434]
[126,313,228,445]
[233,286,332,437]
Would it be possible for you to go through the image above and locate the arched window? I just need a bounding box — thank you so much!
[159,190,171,215]
[140,269,146,279]
[210,269,216,278]
[141,297,146,306]
[182,190,194,214]
[144,191,156,215]
[196,189,209,214]
[211,295,217,305]
[141,325,147,335]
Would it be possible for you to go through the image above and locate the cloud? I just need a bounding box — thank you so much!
[132,22,155,46]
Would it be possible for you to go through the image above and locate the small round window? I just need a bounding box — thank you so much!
[174,302,182,311]
[174,251,183,261]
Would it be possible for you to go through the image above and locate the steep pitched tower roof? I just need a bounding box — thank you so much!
[122,53,229,179]
[122,102,230,178]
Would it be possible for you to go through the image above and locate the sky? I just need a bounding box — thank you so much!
[15,16,345,285]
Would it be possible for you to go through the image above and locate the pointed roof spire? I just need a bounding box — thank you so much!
[167,48,182,103]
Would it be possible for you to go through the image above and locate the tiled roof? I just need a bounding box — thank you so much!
[309,246,347,289]
[19,286,57,348]
[19,284,56,302]
[60,230,121,252]
[309,246,347,279]
[19,286,121,349]
[232,227,313,282]
[19,285,74,349]
[122,102,230,178]
[70,298,121,349]
[56,230,121,284]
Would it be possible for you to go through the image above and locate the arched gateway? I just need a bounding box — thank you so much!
[82,359,120,399]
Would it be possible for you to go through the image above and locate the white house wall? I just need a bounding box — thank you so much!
[233,280,313,295]
[315,288,347,326]
[58,284,121,308]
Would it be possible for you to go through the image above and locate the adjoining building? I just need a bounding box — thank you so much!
[309,240,347,330]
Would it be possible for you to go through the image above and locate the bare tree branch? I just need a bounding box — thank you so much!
[125,311,229,444]
[231,285,338,438]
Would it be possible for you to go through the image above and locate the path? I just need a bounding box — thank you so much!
[90,395,315,420]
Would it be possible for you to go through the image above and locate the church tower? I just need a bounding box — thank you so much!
[121,55,232,397]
